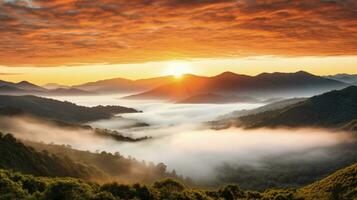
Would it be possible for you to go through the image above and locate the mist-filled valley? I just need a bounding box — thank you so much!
[1,1,357,198]
[1,92,356,190]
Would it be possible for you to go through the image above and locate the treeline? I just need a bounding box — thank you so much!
[1,163,356,200]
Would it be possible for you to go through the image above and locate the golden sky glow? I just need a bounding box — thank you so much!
[0,0,356,84]
[1,56,357,85]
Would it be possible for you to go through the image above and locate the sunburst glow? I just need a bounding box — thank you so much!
[163,62,193,78]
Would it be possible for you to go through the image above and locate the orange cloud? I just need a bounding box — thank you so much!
[0,0,356,66]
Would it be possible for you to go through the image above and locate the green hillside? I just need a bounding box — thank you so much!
[0,132,104,180]
[26,140,185,184]
[298,164,357,200]
[211,86,357,130]
[0,132,184,185]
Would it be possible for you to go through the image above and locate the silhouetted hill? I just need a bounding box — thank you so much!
[0,80,45,92]
[74,76,174,93]
[0,95,139,123]
[123,74,211,100]
[0,79,93,96]
[47,88,93,95]
[125,71,347,102]
[15,81,46,91]
[216,98,306,121]
[325,74,357,85]
[42,83,69,89]
[178,93,258,104]
[211,86,357,130]
[0,85,25,92]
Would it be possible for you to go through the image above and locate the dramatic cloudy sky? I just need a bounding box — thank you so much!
[0,0,356,84]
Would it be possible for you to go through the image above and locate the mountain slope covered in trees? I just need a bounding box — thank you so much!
[0,133,104,179]
[210,86,357,130]
[298,163,357,200]
[0,133,185,185]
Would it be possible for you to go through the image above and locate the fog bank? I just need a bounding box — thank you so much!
[0,116,353,182]
[1,96,354,183]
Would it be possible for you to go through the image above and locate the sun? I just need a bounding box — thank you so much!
[164,62,193,79]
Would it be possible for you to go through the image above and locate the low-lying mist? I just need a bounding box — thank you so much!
[0,116,118,151]
[114,126,353,181]
[0,115,353,184]
[1,96,355,186]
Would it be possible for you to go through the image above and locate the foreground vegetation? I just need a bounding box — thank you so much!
[0,163,356,200]
[0,132,356,199]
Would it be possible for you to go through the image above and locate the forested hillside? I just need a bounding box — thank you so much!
[26,140,186,184]
[210,86,357,130]
[0,133,104,179]
[0,133,186,185]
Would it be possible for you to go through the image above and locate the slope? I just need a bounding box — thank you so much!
[211,86,357,129]
[125,71,347,102]
[0,95,139,123]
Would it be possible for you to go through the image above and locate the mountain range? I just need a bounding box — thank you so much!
[73,76,175,93]
[124,71,348,102]
[0,80,92,96]
[325,74,357,85]
[1,71,351,104]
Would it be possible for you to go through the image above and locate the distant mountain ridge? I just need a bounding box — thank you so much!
[42,83,69,89]
[124,71,348,102]
[0,80,45,92]
[73,76,175,93]
[1,71,350,100]
[325,74,357,85]
[0,79,92,96]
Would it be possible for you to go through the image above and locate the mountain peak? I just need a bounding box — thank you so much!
[16,81,36,86]
[15,81,45,91]
[295,70,315,76]
[215,71,251,79]
[256,71,317,78]
[218,71,238,76]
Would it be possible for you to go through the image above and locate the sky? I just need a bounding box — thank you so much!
[0,0,356,85]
